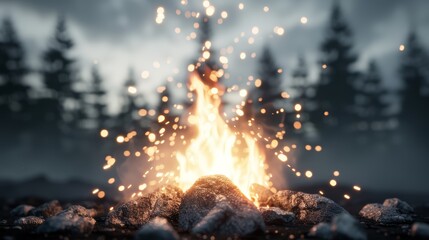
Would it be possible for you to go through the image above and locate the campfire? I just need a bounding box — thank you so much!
[176,70,269,199]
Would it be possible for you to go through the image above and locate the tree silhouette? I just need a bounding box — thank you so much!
[40,16,81,133]
[286,56,317,138]
[88,65,108,129]
[0,17,30,139]
[356,60,389,133]
[312,2,360,136]
[115,69,140,132]
[255,45,283,106]
[398,31,429,140]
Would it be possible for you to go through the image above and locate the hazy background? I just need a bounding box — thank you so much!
[0,0,428,199]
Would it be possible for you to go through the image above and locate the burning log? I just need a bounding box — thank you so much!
[359,198,414,224]
[106,185,183,228]
[266,190,348,224]
[178,175,265,236]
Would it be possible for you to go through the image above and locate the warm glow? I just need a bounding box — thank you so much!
[176,72,270,198]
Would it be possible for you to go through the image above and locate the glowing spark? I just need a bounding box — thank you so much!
[100,129,109,138]
[300,16,308,24]
[97,191,105,199]
[239,89,248,97]
[305,171,313,178]
[273,26,285,36]
[116,136,125,143]
[333,171,340,176]
[278,154,288,162]
[141,71,150,79]
[353,185,361,191]
[344,194,350,200]
[330,179,337,187]
[127,86,137,95]
[294,104,302,111]
[206,5,215,16]
[399,44,405,51]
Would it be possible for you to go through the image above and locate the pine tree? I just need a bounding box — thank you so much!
[88,65,108,129]
[0,17,30,136]
[116,69,140,132]
[40,17,81,132]
[255,45,283,106]
[312,2,360,135]
[356,60,389,132]
[398,31,429,139]
[287,56,316,138]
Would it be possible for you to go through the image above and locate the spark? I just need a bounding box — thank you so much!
[353,185,361,191]
[141,71,150,79]
[330,179,337,187]
[399,44,405,51]
[300,16,308,24]
[100,129,109,138]
[305,171,313,178]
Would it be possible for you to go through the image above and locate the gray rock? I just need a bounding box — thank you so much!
[37,212,96,234]
[10,205,34,218]
[179,175,265,236]
[192,195,234,234]
[106,185,183,228]
[359,203,412,224]
[267,190,347,224]
[411,222,429,238]
[249,183,274,207]
[260,207,295,225]
[331,213,367,240]
[135,217,179,240]
[61,205,97,218]
[382,198,414,214]
[29,200,62,218]
[308,222,332,239]
[14,216,44,229]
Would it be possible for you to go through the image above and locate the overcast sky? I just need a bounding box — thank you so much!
[1,0,429,193]
[1,0,428,114]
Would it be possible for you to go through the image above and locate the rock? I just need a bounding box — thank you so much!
[37,211,96,234]
[106,185,183,228]
[382,198,414,214]
[260,207,295,225]
[192,195,234,234]
[267,190,347,224]
[179,175,265,236]
[308,222,332,239]
[308,214,367,240]
[331,213,367,240]
[411,222,429,239]
[359,203,412,224]
[249,183,274,206]
[10,205,34,218]
[62,205,97,218]
[14,216,44,229]
[135,217,179,240]
[29,200,62,218]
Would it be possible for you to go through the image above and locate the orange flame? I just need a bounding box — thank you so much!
[176,71,270,198]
